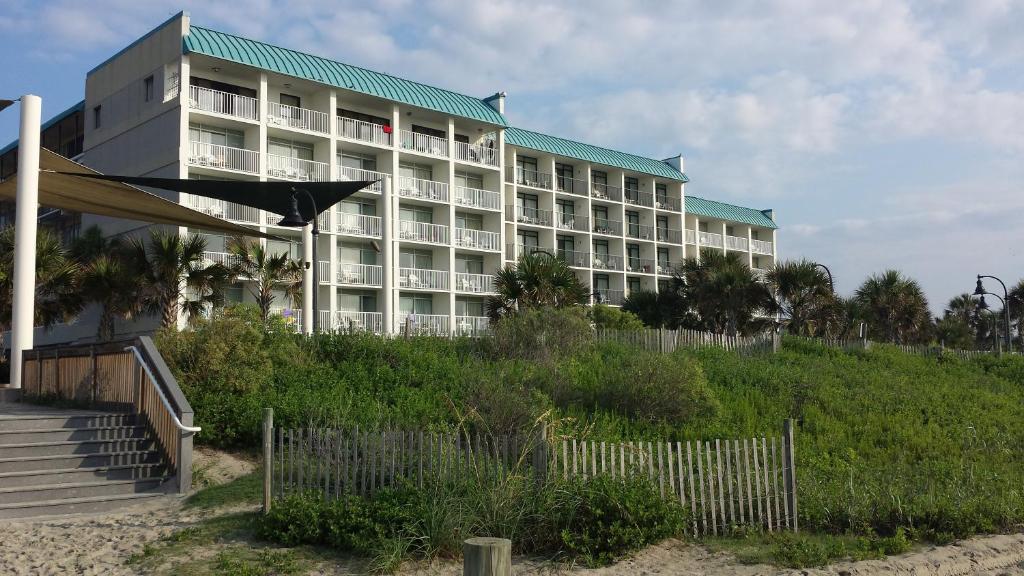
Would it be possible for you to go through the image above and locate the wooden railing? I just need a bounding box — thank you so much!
[20,336,197,493]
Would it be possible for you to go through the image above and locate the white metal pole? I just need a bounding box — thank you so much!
[10,94,42,388]
[302,223,313,335]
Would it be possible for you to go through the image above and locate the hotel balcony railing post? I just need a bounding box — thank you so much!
[337,116,392,146]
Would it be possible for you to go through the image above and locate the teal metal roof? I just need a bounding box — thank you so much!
[505,126,689,182]
[686,196,777,229]
[183,26,508,126]
[0,100,85,157]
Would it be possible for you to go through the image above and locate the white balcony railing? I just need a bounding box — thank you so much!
[685,229,697,244]
[453,227,500,251]
[201,251,238,268]
[591,254,624,271]
[398,176,448,202]
[396,313,449,336]
[655,196,681,211]
[656,228,683,244]
[511,206,553,226]
[267,154,330,182]
[267,102,330,134]
[400,130,449,157]
[625,223,656,241]
[399,267,449,290]
[188,85,258,120]
[337,116,392,146]
[594,290,625,306]
[554,213,589,232]
[454,141,499,167]
[454,316,490,337]
[318,261,331,284]
[337,263,383,287]
[188,141,259,174]
[338,165,387,193]
[752,239,774,255]
[454,186,501,211]
[335,212,382,238]
[397,220,449,244]
[725,235,749,251]
[454,273,495,294]
[699,231,724,248]
[333,311,384,334]
[182,194,260,225]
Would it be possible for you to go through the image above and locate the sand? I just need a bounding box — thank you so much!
[1,450,1023,575]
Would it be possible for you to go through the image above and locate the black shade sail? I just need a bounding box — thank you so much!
[52,173,378,221]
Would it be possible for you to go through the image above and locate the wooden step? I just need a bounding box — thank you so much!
[0,463,168,488]
[0,477,171,505]
[0,492,166,520]
[0,438,154,458]
[0,413,138,432]
[0,450,161,474]
[0,426,147,445]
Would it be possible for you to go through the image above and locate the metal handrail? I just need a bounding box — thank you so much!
[124,346,202,434]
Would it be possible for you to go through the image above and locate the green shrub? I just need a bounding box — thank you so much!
[487,307,594,362]
[255,491,324,546]
[591,304,645,330]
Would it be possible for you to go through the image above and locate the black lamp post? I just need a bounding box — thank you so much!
[974,275,1011,350]
[975,295,1001,352]
[277,188,320,333]
[812,262,834,292]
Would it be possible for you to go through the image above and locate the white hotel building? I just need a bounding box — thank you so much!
[3,12,778,338]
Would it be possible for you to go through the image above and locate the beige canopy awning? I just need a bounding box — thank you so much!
[0,148,274,238]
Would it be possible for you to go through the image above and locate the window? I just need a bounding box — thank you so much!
[267,239,300,260]
[753,257,762,269]
[399,161,432,181]
[556,199,575,227]
[699,221,709,233]
[339,152,377,172]
[412,124,446,139]
[726,225,735,236]
[593,240,609,259]
[516,193,538,210]
[555,163,574,192]
[592,205,609,226]
[627,277,641,295]
[339,242,377,266]
[557,235,575,257]
[627,243,641,269]
[399,206,433,223]
[400,248,433,270]
[657,247,670,269]
[189,123,244,148]
[655,183,667,204]
[225,283,244,304]
[626,210,640,237]
[280,93,301,108]
[656,216,669,240]
[516,155,538,184]
[456,297,485,317]
[455,212,483,230]
[144,76,154,102]
[268,138,313,160]
[191,77,257,98]
[93,106,101,129]
[518,230,539,250]
[339,200,376,217]
[399,293,433,315]
[337,108,390,127]
[340,290,377,312]
[454,134,470,144]
[591,170,607,186]
[454,170,484,190]
[752,230,760,240]
[456,254,484,274]
[593,274,610,292]
[625,177,639,202]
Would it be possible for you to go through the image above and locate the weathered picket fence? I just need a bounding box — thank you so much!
[596,328,776,356]
[260,410,798,535]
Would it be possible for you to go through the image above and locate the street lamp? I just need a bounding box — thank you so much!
[812,262,834,292]
[974,275,1011,350]
[277,188,320,334]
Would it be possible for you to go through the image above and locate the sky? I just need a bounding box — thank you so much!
[1,0,1022,312]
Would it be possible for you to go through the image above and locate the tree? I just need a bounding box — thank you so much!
[71,226,144,341]
[486,251,589,320]
[1009,280,1024,350]
[126,229,230,329]
[227,238,300,324]
[673,249,775,336]
[854,270,932,344]
[764,259,833,336]
[590,304,644,330]
[622,289,690,329]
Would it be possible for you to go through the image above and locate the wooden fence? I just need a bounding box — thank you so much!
[261,410,798,535]
[596,328,776,356]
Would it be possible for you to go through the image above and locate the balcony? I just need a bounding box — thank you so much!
[656,262,676,276]
[337,116,392,146]
[625,223,656,241]
[726,235,749,251]
[397,220,449,244]
[656,195,681,211]
[555,175,588,196]
[506,167,553,190]
[333,311,384,334]
[625,190,654,208]
[591,254,623,271]
[267,154,330,181]
[591,182,622,202]
[338,166,388,194]
[625,257,656,274]
[510,205,553,227]
[557,249,590,268]
[453,227,501,251]
[183,194,260,225]
[454,316,489,337]
[454,186,501,211]
[188,141,259,174]
[594,289,625,306]
[752,267,768,281]
[455,141,499,167]
[337,263,383,287]
[398,176,448,203]
[201,251,238,267]
[336,212,382,238]
[554,213,589,233]
[396,313,449,336]
[657,228,683,244]
[188,86,258,120]
[685,229,697,244]
[752,239,774,255]
[400,130,449,157]
[399,267,449,290]
[454,272,495,293]
[699,231,724,248]
[267,102,330,134]
[592,218,623,236]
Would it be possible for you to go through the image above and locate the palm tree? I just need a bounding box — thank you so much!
[1008,280,1023,350]
[764,259,833,336]
[854,270,931,344]
[674,249,775,336]
[0,226,82,341]
[227,238,300,323]
[486,251,589,319]
[126,229,229,329]
[71,226,145,341]
[621,288,691,329]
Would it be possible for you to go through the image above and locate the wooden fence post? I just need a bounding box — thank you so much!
[782,419,798,532]
[463,537,511,576]
[263,408,273,513]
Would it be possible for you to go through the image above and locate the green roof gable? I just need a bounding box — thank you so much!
[686,196,777,229]
[505,127,689,182]
[183,26,508,126]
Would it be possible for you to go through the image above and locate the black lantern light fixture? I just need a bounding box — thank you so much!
[277,188,320,333]
[974,274,1012,351]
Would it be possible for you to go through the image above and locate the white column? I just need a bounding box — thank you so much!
[721,221,728,254]
[10,94,42,389]
[447,118,456,335]
[382,176,394,334]
[747,225,754,268]
[302,225,313,335]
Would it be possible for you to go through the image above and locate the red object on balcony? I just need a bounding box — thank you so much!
[382,125,393,134]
